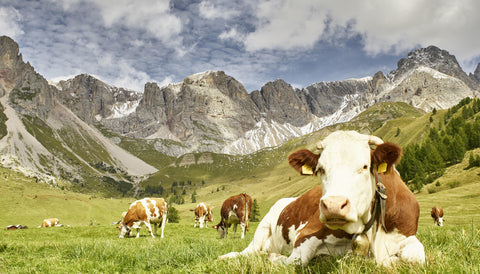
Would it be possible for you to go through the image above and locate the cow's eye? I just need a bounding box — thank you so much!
[317,167,325,175]
[363,165,368,170]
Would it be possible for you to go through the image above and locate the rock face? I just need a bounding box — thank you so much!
[55,74,141,124]
[0,36,157,189]
[2,36,480,159]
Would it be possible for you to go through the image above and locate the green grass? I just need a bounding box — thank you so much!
[2,101,480,272]
[1,221,478,273]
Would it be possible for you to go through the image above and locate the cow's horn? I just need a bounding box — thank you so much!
[368,135,384,146]
[316,141,324,151]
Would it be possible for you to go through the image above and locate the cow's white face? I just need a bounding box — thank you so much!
[118,224,131,238]
[316,131,381,234]
[437,217,444,226]
[213,224,227,238]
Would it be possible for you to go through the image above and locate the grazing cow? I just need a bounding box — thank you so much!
[7,224,28,230]
[118,198,168,239]
[41,218,60,228]
[213,193,252,239]
[193,202,213,228]
[431,206,444,226]
[219,131,425,266]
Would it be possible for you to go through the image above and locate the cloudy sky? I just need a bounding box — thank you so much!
[1,0,479,92]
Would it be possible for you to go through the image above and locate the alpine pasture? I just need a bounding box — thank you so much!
[2,101,480,273]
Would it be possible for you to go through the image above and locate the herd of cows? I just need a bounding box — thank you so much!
[6,131,447,267]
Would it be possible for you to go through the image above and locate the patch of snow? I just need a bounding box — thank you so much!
[223,94,362,155]
[106,100,140,119]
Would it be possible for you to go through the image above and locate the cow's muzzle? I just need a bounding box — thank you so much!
[320,196,351,226]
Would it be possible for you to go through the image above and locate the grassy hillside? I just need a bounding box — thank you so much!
[3,100,475,226]
[1,100,479,272]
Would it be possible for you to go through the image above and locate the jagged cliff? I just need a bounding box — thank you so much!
[1,35,480,162]
[0,36,157,193]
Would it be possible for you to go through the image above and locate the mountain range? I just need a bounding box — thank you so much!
[0,35,479,194]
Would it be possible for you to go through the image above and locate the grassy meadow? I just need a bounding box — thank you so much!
[2,101,480,273]
[1,217,479,273]
[1,160,480,273]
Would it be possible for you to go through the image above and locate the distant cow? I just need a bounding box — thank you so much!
[7,224,28,230]
[41,218,60,228]
[431,206,444,226]
[193,202,213,228]
[219,131,425,266]
[118,198,168,238]
[213,193,252,239]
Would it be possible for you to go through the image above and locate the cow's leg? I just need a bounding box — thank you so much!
[199,216,205,228]
[144,222,156,238]
[232,223,237,238]
[136,228,141,238]
[160,213,166,238]
[398,236,426,264]
[153,223,158,236]
[240,221,246,239]
[372,229,425,265]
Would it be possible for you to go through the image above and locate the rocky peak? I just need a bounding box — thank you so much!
[56,74,141,123]
[0,36,23,70]
[470,63,480,84]
[391,45,478,89]
[251,79,310,126]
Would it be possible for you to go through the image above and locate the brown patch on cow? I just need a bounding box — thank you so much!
[288,149,320,175]
[379,171,419,236]
[372,143,402,173]
[278,185,352,247]
[431,206,443,219]
[195,204,206,218]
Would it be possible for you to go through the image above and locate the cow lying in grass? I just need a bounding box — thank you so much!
[219,130,425,266]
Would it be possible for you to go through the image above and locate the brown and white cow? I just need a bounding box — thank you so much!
[213,193,252,239]
[219,131,425,266]
[118,198,168,238]
[41,218,60,228]
[193,202,213,228]
[431,206,444,226]
[7,224,28,230]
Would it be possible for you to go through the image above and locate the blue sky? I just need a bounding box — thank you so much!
[1,0,479,92]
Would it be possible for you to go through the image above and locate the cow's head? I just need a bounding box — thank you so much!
[288,131,401,234]
[212,222,227,238]
[118,224,133,238]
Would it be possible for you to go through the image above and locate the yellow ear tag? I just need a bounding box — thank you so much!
[301,164,314,175]
[377,162,388,174]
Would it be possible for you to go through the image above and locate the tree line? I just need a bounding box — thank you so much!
[396,97,480,191]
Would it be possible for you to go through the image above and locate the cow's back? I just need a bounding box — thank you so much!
[195,203,207,218]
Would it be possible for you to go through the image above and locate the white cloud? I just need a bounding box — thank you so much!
[219,28,244,43]
[244,0,328,51]
[244,0,480,69]
[199,1,241,20]
[0,6,24,39]
[52,0,182,44]
[93,0,182,43]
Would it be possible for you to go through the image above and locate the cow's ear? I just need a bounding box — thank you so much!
[372,142,402,173]
[288,149,320,175]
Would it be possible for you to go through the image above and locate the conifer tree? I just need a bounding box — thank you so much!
[250,199,260,222]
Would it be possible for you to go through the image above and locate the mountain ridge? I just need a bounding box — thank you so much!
[1,35,479,194]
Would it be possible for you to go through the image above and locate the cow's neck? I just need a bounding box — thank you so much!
[362,171,387,233]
